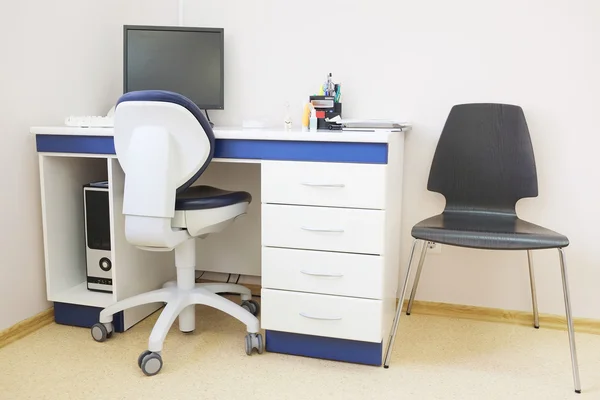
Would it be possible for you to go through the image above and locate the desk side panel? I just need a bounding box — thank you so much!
[382,133,406,346]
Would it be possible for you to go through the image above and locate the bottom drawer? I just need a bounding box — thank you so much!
[261,289,383,343]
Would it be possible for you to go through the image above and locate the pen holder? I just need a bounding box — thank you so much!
[310,96,342,130]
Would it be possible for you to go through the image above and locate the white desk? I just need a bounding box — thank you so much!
[32,126,408,366]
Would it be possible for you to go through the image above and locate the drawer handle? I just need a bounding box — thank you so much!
[299,312,343,321]
[300,270,344,278]
[301,227,345,233]
[301,182,346,188]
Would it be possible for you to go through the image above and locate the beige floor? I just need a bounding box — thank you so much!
[2,301,599,400]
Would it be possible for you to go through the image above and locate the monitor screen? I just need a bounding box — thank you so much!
[123,25,224,110]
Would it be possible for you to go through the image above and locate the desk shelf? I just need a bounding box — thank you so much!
[50,282,114,308]
[39,155,108,304]
[38,155,173,331]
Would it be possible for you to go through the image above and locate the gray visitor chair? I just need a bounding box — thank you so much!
[383,103,581,394]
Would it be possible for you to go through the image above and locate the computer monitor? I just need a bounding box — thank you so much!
[123,25,224,110]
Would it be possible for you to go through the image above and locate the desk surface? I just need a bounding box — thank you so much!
[31,126,409,144]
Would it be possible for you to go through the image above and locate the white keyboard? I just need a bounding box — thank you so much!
[65,115,114,128]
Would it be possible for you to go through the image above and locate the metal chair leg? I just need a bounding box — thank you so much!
[527,250,540,329]
[558,248,582,394]
[407,241,429,315]
[384,239,420,368]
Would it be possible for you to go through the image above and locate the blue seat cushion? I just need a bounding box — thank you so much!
[175,185,252,211]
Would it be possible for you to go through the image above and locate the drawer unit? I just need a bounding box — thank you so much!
[262,161,386,209]
[262,204,385,255]
[262,247,384,299]
[261,289,383,343]
[260,131,404,366]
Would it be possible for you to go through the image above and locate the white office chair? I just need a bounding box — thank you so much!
[90,90,263,376]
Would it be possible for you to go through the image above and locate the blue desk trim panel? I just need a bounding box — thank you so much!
[37,135,116,155]
[214,139,388,164]
[54,302,125,333]
[36,135,388,164]
[265,330,382,366]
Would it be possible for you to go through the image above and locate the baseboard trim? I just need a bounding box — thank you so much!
[402,300,600,335]
[2,290,597,350]
[0,308,54,349]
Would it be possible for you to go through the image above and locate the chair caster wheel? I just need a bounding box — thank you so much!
[91,322,113,342]
[138,350,152,368]
[241,300,260,316]
[245,333,264,355]
[139,351,163,376]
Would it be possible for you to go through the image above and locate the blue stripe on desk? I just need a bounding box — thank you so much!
[36,135,388,164]
[36,135,116,155]
[54,302,124,333]
[266,330,383,366]
[214,139,388,164]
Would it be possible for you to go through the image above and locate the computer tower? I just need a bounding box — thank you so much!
[84,181,113,293]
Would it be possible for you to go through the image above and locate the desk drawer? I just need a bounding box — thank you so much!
[261,289,383,343]
[262,204,385,255]
[261,161,386,209]
[262,247,384,299]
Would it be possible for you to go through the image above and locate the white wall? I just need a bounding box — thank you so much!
[2,0,598,331]
[0,0,176,330]
[183,0,600,318]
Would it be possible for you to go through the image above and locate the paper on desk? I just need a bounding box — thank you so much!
[338,119,410,128]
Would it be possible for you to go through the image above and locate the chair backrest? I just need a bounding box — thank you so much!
[114,90,215,219]
[427,103,538,215]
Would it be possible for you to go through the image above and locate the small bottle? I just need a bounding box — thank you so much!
[302,103,310,132]
[309,106,318,132]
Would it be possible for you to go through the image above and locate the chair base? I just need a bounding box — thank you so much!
[97,282,259,345]
[91,238,263,375]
